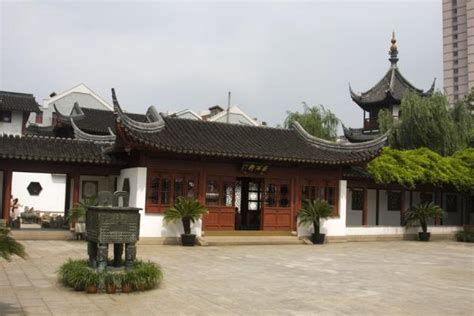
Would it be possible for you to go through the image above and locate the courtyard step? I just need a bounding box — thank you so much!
[202,235,305,246]
[10,229,73,240]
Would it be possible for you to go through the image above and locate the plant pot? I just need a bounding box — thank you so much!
[181,234,196,246]
[122,283,133,293]
[85,285,98,294]
[418,232,431,241]
[311,233,326,244]
[105,283,116,294]
[74,283,85,291]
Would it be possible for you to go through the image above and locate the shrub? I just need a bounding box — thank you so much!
[57,258,163,293]
[456,230,474,243]
[134,260,163,290]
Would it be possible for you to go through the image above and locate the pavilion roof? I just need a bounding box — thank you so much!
[342,125,380,143]
[349,33,435,111]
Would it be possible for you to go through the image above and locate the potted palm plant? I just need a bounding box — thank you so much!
[298,199,333,244]
[404,202,444,241]
[164,197,208,246]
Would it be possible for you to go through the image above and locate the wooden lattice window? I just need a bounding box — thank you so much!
[351,189,364,210]
[387,191,402,211]
[420,192,433,204]
[445,194,458,213]
[0,111,12,123]
[146,171,197,213]
[265,181,291,208]
[206,176,236,207]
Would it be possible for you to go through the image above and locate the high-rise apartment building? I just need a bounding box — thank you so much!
[443,0,474,104]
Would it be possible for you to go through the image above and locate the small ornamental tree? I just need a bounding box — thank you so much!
[405,202,444,235]
[164,197,208,235]
[298,199,333,244]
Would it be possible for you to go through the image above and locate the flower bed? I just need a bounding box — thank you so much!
[58,259,163,294]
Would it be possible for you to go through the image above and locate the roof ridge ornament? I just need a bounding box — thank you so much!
[112,88,165,133]
[53,102,85,123]
[291,121,388,152]
[70,118,116,143]
[389,31,399,66]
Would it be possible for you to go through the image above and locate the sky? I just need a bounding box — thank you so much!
[0,0,442,130]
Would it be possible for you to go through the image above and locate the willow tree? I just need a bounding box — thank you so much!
[284,102,339,141]
[378,91,473,156]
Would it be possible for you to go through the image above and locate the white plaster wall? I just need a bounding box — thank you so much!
[346,189,362,226]
[346,189,376,226]
[0,112,23,135]
[12,172,66,213]
[346,226,462,236]
[298,180,347,237]
[117,167,202,238]
[79,175,116,199]
[367,189,377,225]
[378,190,401,226]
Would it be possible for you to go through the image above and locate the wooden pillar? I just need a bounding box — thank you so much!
[435,190,442,225]
[72,173,80,206]
[375,189,380,226]
[2,169,12,221]
[409,190,413,208]
[198,164,206,205]
[362,187,368,226]
[439,191,443,226]
[400,189,406,226]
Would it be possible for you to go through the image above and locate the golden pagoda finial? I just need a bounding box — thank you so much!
[390,31,397,51]
[389,31,399,66]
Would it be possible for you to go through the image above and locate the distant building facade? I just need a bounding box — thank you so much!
[443,0,474,104]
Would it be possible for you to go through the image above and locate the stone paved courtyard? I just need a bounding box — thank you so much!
[0,240,473,315]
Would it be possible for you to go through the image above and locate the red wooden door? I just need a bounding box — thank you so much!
[203,206,235,230]
[263,208,292,231]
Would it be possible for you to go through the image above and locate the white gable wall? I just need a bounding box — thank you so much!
[0,111,23,135]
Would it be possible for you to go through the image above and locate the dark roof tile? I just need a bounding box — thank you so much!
[0,91,41,113]
[0,134,123,165]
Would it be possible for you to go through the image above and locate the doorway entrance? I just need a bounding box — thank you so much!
[236,178,263,230]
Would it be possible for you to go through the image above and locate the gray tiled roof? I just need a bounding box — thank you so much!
[111,87,387,165]
[349,67,435,111]
[0,134,122,165]
[0,91,41,113]
[342,126,379,143]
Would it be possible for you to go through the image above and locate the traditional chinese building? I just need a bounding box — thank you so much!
[0,87,469,241]
[343,33,436,143]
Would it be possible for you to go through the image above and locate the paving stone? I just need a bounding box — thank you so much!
[1,240,473,315]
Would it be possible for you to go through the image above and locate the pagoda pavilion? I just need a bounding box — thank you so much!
[343,33,436,143]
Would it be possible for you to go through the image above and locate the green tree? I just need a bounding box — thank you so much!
[284,102,339,141]
[380,91,473,156]
[367,147,474,191]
